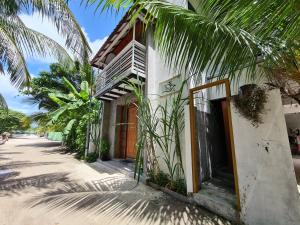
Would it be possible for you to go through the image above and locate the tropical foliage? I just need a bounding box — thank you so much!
[0,0,91,88]
[23,62,82,110]
[0,93,7,109]
[43,68,101,159]
[87,0,300,84]
[0,109,30,133]
[131,81,187,194]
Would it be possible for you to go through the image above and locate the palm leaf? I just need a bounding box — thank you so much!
[12,0,91,59]
[87,0,300,83]
[0,26,30,87]
[0,15,72,63]
[0,93,7,109]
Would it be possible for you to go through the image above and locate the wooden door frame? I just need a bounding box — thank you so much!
[125,103,137,159]
[188,79,241,211]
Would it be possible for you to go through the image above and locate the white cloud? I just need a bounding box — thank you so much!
[0,75,19,96]
[19,13,107,63]
[0,75,39,115]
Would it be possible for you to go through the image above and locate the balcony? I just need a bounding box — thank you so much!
[95,40,146,101]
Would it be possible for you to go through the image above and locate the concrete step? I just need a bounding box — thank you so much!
[192,182,239,223]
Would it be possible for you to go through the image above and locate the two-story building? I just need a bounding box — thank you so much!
[91,1,300,224]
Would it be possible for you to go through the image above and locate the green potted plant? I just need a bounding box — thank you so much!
[99,139,110,161]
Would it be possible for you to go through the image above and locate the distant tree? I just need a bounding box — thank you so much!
[0,93,7,109]
[23,62,82,111]
[0,109,31,133]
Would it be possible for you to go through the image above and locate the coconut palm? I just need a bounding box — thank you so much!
[0,93,7,109]
[0,0,91,88]
[86,0,300,82]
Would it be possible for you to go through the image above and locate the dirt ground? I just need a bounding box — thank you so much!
[0,136,231,225]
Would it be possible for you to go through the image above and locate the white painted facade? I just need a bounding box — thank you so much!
[231,90,300,225]
[92,0,300,224]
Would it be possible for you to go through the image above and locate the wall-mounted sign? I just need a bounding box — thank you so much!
[159,75,182,97]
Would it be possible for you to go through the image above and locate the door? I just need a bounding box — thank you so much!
[221,100,234,171]
[126,104,137,159]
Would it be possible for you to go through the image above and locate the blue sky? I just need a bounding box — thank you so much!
[0,2,124,115]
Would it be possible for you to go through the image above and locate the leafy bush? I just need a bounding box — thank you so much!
[0,109,31,133]
[99,139,110,160]
[85,151,99,163]
[149,170,170,187]
[149,170,187,195]
[172,178,187,196]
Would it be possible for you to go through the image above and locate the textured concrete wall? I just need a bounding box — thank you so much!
[231,89,300,225]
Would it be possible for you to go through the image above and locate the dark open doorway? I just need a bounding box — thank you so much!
[189,79,240,214]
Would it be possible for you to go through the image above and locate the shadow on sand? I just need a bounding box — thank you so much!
[0,172,70,196]
[28,176,232,225]
[0,161,62,170]
[16,141,62,148]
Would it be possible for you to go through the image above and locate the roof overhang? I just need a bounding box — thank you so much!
[91,10,145,69]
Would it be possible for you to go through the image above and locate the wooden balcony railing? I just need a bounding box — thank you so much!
[95,40,146,97]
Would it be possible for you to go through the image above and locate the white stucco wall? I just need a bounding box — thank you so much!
[231,89,300,225]
[145,24,190,178]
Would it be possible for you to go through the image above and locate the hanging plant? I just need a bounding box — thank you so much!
[233,84,268,126]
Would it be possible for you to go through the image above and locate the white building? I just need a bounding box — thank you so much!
[91,1,300,224]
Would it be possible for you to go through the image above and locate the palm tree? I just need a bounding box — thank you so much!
[0,93,7,109]
[0,0,91,88]
[86,0,300,83]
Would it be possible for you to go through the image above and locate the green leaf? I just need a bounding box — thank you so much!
[64,119,77,135]
[48,93,66,106]
[80,81,89,100]
[62,77,81,99]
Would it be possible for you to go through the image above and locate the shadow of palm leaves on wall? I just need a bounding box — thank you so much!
[28,176,231,225]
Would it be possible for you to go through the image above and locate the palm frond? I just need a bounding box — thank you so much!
[0,93,8,109]
[18,0,92,60]
[87,0,300,83]
[141,1,261,81]
[0,26,31,87]
[0,15,72,64]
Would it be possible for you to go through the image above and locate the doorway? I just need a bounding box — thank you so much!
[208,99,234,189]
[125,104,137,159]
[189,79,240,210]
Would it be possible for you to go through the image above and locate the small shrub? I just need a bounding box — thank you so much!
[172,179,187,196]
[99,139,110,161]
[85,151,98,163]
[149,170,170,187]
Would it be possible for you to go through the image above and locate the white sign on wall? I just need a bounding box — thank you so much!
[159,75,182,97]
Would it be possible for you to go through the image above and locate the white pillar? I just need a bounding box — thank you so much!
[184,105,193,193]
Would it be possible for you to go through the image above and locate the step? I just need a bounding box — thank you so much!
[192,182,240,223]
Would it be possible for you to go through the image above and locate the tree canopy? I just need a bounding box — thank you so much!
[23,62,82,110]
[0,109,31,133]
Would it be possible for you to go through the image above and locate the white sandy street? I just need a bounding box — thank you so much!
[0,136,231,225]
